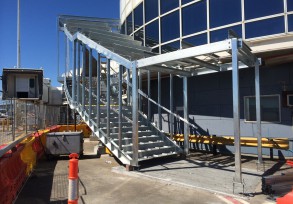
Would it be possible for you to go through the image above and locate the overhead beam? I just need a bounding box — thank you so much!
[142,65,191,77]
[136,40,231,68]
[185,58,221,72]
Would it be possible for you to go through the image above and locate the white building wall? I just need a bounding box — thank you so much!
[120,0,143,23]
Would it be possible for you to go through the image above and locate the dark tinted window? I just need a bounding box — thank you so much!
[245,17,284,38]
[134,3,143,30]
[121,22,126,34]
[161,41,180,53]
[210,0,241,28]
[289,15,293,32]
[134,28,144,44]
[182,0,194,5]
[126,13,133,35]
[160,0,179,14]
[182,1,207,36]
[288,0,293,11]
[182,34,207,48]
[145,0,158,22]
[210,25,242,43]
[145,20,159,47]
[161,11,180,42]
[245,0,283,20]
[245,96,280,122]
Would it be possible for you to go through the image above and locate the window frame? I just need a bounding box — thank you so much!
[244,94,281,123]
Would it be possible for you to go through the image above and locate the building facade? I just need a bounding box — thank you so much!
[120,0,293,153]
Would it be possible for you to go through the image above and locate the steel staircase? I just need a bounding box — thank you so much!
[60,15,182,166]
[64,74,182,166]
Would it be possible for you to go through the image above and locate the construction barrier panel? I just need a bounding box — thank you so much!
[20,137,37,175]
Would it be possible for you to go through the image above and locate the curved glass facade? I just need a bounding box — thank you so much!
[121,0,293,53]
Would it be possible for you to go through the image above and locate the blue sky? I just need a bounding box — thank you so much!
[0,0,120,87]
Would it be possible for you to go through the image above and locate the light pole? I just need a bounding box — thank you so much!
[17,0,21,68]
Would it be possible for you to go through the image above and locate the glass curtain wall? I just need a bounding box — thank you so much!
[121,0,293,53]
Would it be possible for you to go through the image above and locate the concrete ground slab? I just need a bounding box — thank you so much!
[15,139,286,204]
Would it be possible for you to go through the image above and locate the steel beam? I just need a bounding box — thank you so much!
[118,65,123,150]
[72,40,76,103]
[63,26,132,68]
[89,48,93,123]
[170,74,174,139]
[148,70,151,121]
[183,77,189,155]
[82,44,86,111]
[106,58,111,139]
[136,40,231,68]
[96,53,101,128]
[186,58,220,72]
[232,38,242,183]
[158,72,162,130]
[255,60,263,164]
[132,62,139,166]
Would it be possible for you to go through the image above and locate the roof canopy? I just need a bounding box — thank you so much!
[58,15,259,77]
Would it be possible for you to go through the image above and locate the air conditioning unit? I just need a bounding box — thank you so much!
[287,94,293,107]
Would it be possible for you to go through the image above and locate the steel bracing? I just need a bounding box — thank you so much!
[58,16,261,183]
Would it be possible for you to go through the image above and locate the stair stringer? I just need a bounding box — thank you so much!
[64,80,133,165]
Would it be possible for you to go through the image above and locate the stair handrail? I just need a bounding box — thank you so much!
[104,65,200,134]
[84,86,133,124]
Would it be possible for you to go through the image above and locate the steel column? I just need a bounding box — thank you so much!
[158,72,162,130]
[106,58,111,139]
[82,44,86,111]
[170,74,174,139]
[118,65,123,150]
[96,53,101,128]
[127,69,130,105]
[183,77,189,155]
[147,70,151,121]
[77,42,80,105]
[132,63,139,166]
[232,38,242,183]
[72,40,76,103]
[88,48,93,123]
[255,60,263,164]
[138,70,142,112]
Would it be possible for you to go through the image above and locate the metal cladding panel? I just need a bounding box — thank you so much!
[49,87,62,105]
[46,132,83,155]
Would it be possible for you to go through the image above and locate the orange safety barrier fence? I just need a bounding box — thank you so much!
[0,125,61,204]
[0,144,27,204]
